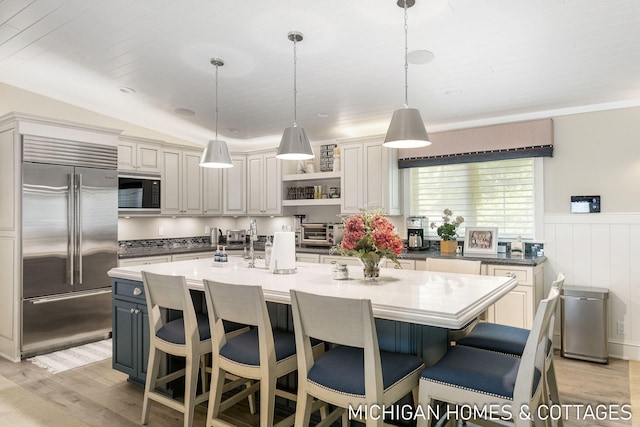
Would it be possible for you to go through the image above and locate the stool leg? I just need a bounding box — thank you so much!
[294,392,314,427]
[547,359,563,427]
[184,354,200,427]
[206,366,227,427]
[260,374,277,427]
[142,346,162,424]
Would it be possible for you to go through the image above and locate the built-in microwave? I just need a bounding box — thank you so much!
[118,174,161,212]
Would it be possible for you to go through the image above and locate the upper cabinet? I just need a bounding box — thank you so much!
[340,137,401,215]
[247,151,282,216]
[118,136,162,174]
[223,155,247,215]
[203,167,223,216]
[161,147,202,215]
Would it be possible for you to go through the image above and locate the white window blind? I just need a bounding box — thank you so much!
[410,158,535,239]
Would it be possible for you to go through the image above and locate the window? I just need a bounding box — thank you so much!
[409,158,538,240]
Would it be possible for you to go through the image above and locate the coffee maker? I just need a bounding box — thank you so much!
[407,216,428,251]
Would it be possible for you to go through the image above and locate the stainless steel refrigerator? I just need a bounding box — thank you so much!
[21,138,118,358]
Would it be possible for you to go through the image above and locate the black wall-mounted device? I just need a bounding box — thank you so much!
[570,195,600,213]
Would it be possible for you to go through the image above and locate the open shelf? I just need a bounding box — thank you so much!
[282,198,341,207]
[282,171,341,181]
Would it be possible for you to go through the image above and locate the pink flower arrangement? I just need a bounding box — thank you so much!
[333,211,404,265]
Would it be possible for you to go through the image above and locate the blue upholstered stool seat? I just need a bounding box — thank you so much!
[420,346,541,400]
[220,328,306,366]
[156,312,211,344]
[456,322,529,355]
[307,345,425,397]
[456,322,552,357]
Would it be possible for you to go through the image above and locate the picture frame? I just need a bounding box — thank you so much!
[464,227,498,256]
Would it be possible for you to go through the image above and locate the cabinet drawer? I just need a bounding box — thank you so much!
[488,266,529,284]
[114,280,145,302]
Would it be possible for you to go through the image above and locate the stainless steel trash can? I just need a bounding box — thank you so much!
[561,286,609,363]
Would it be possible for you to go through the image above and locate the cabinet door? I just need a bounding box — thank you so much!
[136,143,161,173]
[117,141,137,171]
[296,253,320,263]
[247,154,264,215]
[161,148,181,214]
[491,284,533,329]
[203,168,223,215]
[340,144,363,214]
[383,259,415,270]
[223,156,247,215]
[117,255,172,267]
[182,150,203,214]
[112,299,137,377]
[263,152,282,215]
[321,255,362,266]
[364,141,400,215]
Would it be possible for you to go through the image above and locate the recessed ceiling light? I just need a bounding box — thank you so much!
[317,113,329,118]
[444,88,462,96]
[226,128,239,133]
[407,50,435,65]
[175,108,195,116]
[119,86,136,94]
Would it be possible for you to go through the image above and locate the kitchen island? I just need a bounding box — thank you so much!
[108,257,517,384]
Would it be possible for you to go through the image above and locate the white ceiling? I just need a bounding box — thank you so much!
[2,0,640,150]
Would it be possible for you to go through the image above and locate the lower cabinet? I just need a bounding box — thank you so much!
[112,279,149,385]
[296,253,320,263]
[484,263,545,329]
[171,252,215,262]
[118,255,171,267]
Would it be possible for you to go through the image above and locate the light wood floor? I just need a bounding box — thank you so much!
[0,352,634,426]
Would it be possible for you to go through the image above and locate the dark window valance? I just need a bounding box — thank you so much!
[397,118,553,168]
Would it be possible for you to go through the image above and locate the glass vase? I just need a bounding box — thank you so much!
[359,257,384,281]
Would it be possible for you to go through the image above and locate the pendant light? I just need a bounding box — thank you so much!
[383,0,431,149]
[200,58,234,168]
[276,31,314,160]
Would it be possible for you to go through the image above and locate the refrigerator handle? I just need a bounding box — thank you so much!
[77,173,83,285]
[68,173,75,286]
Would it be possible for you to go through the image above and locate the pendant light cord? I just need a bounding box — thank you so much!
[293,35,298,127]
[403,0,409,108]
[214,62,219,139]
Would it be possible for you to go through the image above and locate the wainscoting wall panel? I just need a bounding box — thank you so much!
[544,214,640,360]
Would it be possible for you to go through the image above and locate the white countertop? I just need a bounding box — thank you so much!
[108,257,517,329]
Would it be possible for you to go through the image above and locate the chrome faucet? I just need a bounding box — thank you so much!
[247,218,257,268]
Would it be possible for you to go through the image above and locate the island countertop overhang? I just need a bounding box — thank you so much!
[108,258,517,330]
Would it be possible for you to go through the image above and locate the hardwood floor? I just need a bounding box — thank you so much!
[0,352,634,426]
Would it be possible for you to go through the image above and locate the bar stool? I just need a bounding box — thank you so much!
[290,289,425,427]
[203,280,323,427]
[140,271,211,427]
[455,272,566,418]
[417,287,561,426]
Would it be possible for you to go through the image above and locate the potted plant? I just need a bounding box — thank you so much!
[431,209,464,254]
[332,210,404,281]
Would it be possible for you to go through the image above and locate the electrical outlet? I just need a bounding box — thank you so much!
[158,226,164,237]
[617,321,626,335]
[205,226,210,234]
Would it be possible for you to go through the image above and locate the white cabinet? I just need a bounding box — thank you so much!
[247,151,282,215]
[484,263,545,329]
[320,255,362,266]
[296,253,320,263]
[117,255,172,267]
[339,137,401,215]
[171,252,215,262]
[203,168,223,215]
[161,147,203,215]
[383,259,415,270]
[118,137,162,173]
[223,155,247,215]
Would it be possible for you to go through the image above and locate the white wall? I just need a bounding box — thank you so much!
[542,107,640,359]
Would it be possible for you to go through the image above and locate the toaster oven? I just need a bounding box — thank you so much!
[301,223,344,247]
